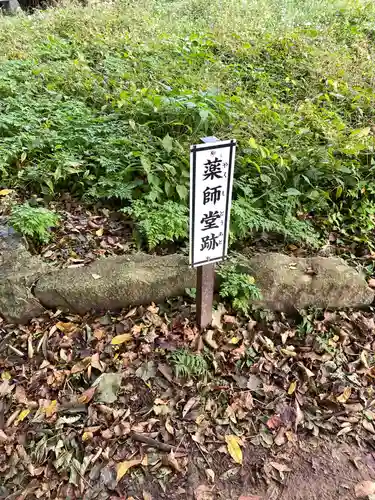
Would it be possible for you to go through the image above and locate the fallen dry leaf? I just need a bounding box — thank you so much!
[70,358,90,374]
[44,400,57,418]
[212,304,226,330]
[0,189,13,196]
[56,322,76,334]
[355,480,375,498]
[111,333,132,345]
[205,468,215,483]
[362,419,375,434]
[270,461,292,473]
[274,428,287,446]
[287,381,297,395]
[78,387,96,404]
[125,307,137,318]
[116,456,148,482]
[195,484,215,500]
[204,330,218,350]
[0,379,13,397]
[93,328,105,340]
[0,430,8,443]
[158,363,174,384]
[16,409,30,423]
[15,385,28,404]
[183,397,198,418]
[266,415,282,430]
[225,434,243,465]
[223,315,236,324]
[82,431,93,441]
[337,387,351,403]
[165,418,174,435]
[295,400,304,430]
[91,352,105,372]
[163,450,182,473]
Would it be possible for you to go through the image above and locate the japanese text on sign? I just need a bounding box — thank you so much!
[189,139,236,267]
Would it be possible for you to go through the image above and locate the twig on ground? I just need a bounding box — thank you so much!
[130,432,175,452]
[0,331,14,352]
[191,436,212,469]
[8,345,24,357]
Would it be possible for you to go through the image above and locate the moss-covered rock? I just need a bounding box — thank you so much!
[34,253,196,315]
[0,225,46,323]
[241,253,374,312]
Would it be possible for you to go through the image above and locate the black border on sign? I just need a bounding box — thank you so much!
[190,142,233,153]
[193,256,227,266]
[190,140,236,268]
[222,140,235,260]
[191,145,197,267]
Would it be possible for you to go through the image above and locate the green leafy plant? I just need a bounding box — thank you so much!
[217,263,261,315]
[168,348,209,379]
[236,346,258,371]
[185,287,197,299]
[123,200,188,249]
[10,203,59,244]
[1,0,375,253]
[231,179,321,247]
[315,331,337,355]
[297,315,314,338]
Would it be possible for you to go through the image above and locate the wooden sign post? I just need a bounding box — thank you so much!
[190,137,236,329]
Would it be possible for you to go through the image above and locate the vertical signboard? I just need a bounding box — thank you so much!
[190,139,236,268]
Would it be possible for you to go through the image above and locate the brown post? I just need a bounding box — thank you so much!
[196,263,215,329]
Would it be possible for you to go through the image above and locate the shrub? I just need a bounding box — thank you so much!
[10,203,59,244]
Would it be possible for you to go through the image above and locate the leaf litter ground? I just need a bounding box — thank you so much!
[1,299,375,499]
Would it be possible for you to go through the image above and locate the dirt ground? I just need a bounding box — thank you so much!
[163,439,375,500]
[267,440,375,500]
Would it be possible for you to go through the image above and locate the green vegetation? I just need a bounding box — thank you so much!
[168,348,209,379]
[123,200,188,249]
[236,346,258,371]
[9,203,59,244]
[217,263,261,314]
[1,0,375,248]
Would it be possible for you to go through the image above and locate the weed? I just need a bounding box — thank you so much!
[10,203,59,244]
[297,316,314,338]
[236,346,258,371]
[217,263,261,315]
[314,331,338,355]
[296,309,325,338]
[168,348,209,379]
[185,287,197,299]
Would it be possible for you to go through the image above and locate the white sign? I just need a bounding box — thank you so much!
[189,139,236,268]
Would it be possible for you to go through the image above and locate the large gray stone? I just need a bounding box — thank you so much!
[0,225,47,323]
[240,252,374,312]
[35,253,196,315]
[0,0,20,13]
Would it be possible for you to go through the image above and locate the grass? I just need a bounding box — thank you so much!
[1,0,375,248]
